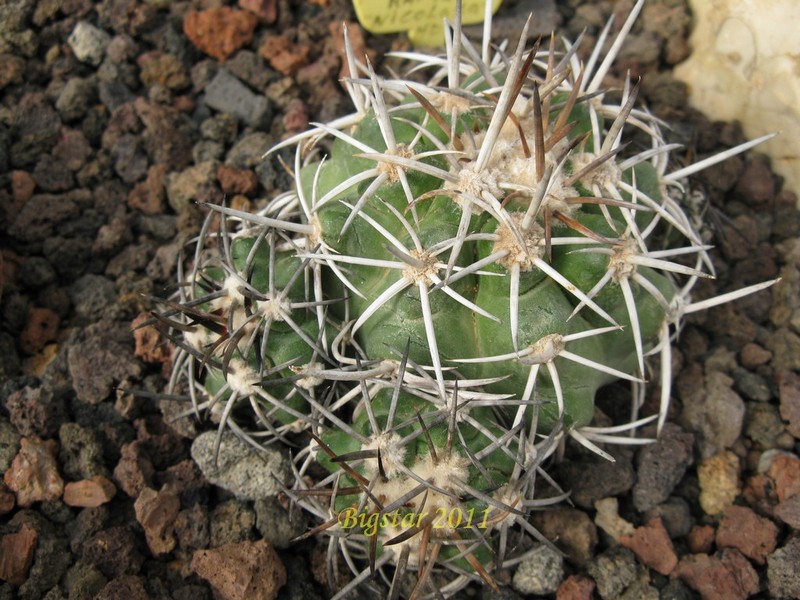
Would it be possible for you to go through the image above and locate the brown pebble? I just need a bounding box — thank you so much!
[94,575,149,600]
[192,538,287,600]
[134,486,180,556]
[0,524,38,585]
[767,454,800,502]
[777,370,800,438]
[184,7,258,62]
[0,482,15,514]
[63,476,117,508]
[672,549,759,600]
[739,342,771,368]
[260,34,310,76]
[217,164,259,196]
[556,574,595,600]
[239,0,277,23]
[11,170,36,204]
[774,493,800,529]
[3,437,64,507]
[131,313,171,372]
[281,98,308,133]
[127,164,166,215]
[698,451,740,515]
[113,441,155,497]
[531,507,598,567]
[716,505,778,564]
[686,524,715,554]
[619,517,678,575]
[19,307,59,355]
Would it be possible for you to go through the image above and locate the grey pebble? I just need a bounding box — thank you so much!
[254,496,308,549]
[768,536,800,599]
[191,430,290,501]
[203,69,272,129]
[68,21,111,66]
[56,77,98,122]
[511,544,564,596]
[588,546,638,600]
[633,422,694,513]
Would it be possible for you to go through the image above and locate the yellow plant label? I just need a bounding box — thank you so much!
[352,0,504,46]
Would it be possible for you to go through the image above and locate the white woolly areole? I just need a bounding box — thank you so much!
[403,250,438,285]
[374,451,471,566]
[362,431,407,479]
[444,163,503,208]
[494,216,544,271]
[257,294,291,321]
[608,237,639,283]
[429,90,474,116]
[226,358,261,396]
[520,333,565,365]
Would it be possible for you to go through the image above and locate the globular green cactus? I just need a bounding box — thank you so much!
[159,0,776,597]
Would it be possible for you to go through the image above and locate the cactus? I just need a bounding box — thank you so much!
[159,0,777,597]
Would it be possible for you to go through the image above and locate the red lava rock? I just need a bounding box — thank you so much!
[686,524,716,554]
[174,502,210,554]
[239,0,277,23]
[767,454,800,502]
[20,307,59,354]
[673,550,759,600]
[3,437,64,507]
[53,129,93,172]
[0,483,15,514]
[131,313,171,372]
[734,156,775,205]
[742,473,780,515]
[94,575,149,600]
[113,441,155,497]
[134,486,180,556]
[192,538,287,600]
[128,163,167,215]
[619,517,678,575]
[282,97,308,134]
[716,505,778,564]
[260,34,310,76]
[82,527,145,579]
[6,384,67,438]
[0,53,25,90]
[328,20,376,81]
[0,524,38,585]
[11,170,36,204]
[183,7,258,62]
[556,574,595,600]
[740,342,771,368]
[133,98,194,169]
[217,164,259,196]
[774,493,800,528]
[159,459,207,497]
[63,476,117,508]
[777,370,800,438]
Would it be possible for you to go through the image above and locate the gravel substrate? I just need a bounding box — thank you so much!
[1,0,799,599]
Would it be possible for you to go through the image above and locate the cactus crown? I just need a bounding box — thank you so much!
[158,0,776,597]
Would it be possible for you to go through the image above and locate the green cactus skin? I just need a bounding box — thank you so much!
[159,0,777,597]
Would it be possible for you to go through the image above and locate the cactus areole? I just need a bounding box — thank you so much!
[161,0,776,596]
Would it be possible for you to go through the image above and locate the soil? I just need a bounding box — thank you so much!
[1,0,798,599]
